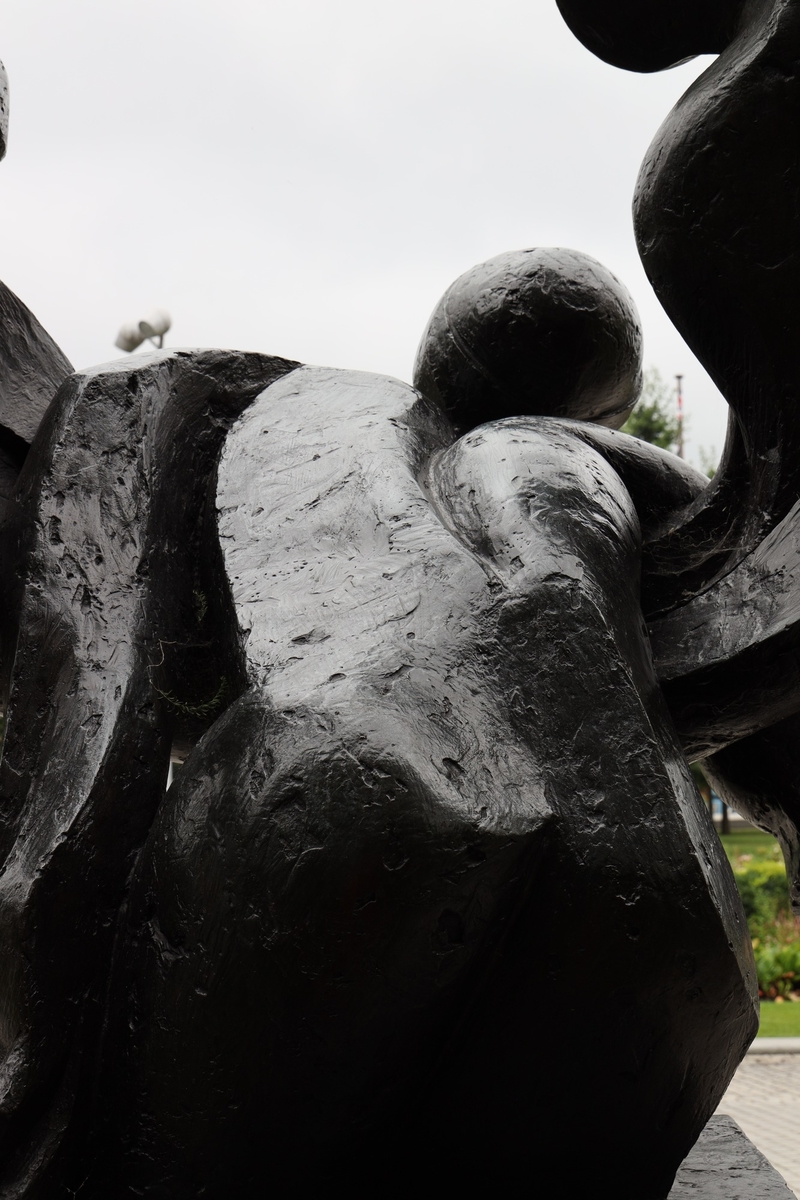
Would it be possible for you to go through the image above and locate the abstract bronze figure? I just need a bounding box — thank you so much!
[0,0,796,1194]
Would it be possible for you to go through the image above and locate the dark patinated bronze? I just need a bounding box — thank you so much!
[0,1,796,1193]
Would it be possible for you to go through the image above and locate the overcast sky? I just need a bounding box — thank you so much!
[2,0,728,466]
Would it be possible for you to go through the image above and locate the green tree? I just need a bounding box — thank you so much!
[697,446,718,479]
[622,367,680,452]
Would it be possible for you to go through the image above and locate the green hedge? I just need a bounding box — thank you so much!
[730,856,800,999]
[733,860,792,927]
[754,941,800,1000]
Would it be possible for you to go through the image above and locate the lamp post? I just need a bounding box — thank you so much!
[115,310,172,353]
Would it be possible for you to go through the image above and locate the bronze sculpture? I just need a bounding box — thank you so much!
[0,0,797,1193]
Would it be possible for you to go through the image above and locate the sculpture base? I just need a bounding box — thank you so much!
[670,1114,794,1197]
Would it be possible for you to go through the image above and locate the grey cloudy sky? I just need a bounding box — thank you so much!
[2,0,727,465]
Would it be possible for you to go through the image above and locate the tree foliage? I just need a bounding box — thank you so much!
[622,367,680,452]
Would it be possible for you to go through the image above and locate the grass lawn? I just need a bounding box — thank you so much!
[719,829,783,865]
[758,1001,800,1037]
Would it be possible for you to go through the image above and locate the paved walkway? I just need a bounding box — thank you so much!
[718,1052,800,1196]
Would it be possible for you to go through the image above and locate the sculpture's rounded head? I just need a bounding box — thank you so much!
[413,247,643,433]
[555,0,743,72]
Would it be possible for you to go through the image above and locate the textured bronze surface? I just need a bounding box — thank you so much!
[0,2,796,1194]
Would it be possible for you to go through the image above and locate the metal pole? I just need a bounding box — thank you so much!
[676,374,684,458]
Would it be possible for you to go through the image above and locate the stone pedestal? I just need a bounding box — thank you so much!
[670,1114,795,1197]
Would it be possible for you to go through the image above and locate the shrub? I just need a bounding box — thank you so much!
[753,935,800,1000]
[730,855,800,999]
[733,860,792,929]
